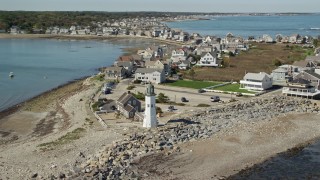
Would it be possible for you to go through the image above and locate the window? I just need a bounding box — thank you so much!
[151,104,153,108]
[147,104,150,107]
[133,100,136,105]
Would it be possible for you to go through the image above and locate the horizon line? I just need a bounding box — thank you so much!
[0,10,319,14]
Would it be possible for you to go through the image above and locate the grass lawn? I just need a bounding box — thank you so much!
[165,80,222,89]
[211,83,256,94]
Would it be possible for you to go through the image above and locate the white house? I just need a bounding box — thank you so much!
[178,60,191,70]
[196,51,219,67]
[282,78,320,99]
[171,49,185,57]
[240,72,273,91]
[135,68,165,84]
[171,49,187,63]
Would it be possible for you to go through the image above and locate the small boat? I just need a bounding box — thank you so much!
[9,72,14,78]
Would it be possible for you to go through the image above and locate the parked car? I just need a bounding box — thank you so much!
[198,89,205,93]
[210,96,220,102]
[104,88,111,94]
[235,92,243,97]
[181,97,189,102]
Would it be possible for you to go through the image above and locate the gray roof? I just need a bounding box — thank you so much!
[144,60,156,67]
[304,70,320,79]
[124,104,135,112]
[105,66,124,72]
[244,72,271,81]
[116,61,132,67]
[117,92,133,105]
[135,68,163,74]
[305,56,320,62]
[272,68,287,73]
[291,78,311,85]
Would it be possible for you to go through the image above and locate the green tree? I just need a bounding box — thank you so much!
[157,93,169,103]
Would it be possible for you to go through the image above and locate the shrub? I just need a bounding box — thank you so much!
[156,106,163,114]
[196,104,210,107]
[91,101,104,111]
[133,79,142,84]
[156,93,169,103]
[94,74,105,81]
[132,92,145,101]
[127,85,136,90]
[273,59,282,66]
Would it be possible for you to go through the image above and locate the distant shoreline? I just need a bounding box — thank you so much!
[0,34,186,46]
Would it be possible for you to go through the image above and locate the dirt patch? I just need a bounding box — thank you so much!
[32,115,57,137]
[129,152,177,180]
[0,130,11,137]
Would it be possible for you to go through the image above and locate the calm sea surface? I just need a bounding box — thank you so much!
[229,140,320,179]
[167,14,320,38]
[0,38,125,111]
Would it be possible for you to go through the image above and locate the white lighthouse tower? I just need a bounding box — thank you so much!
[143,83,158,128]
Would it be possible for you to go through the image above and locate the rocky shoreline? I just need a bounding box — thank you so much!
[54,96,319,179]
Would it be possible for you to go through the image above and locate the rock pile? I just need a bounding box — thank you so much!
[56,96,319,179]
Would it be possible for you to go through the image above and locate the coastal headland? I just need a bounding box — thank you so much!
[1,33,320,179]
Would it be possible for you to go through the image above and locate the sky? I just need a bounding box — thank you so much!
[0,0,319,13]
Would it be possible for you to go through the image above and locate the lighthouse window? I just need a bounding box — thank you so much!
[151,104,153,108]
[147,104,150,107]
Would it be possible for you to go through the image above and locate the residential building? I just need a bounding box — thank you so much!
[135,68,165,84]
[196,50,219,67]
[145,60,171,75]
[282,78,320,99]
[178,60,191,70]
[114,61,133,76]
[116,92,141,119]
[104,67,126,79]
[240,72,273,91]
[10,26,20,34]
[294,70,320,88]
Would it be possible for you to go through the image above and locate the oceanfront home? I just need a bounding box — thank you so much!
[114,61,134,76]
[282,78,320,99]
[240,72,273,91]
[294,70,320,88]
[116,92,141,119]
[271,65,298,85]
[104,67,127,79]
[134,68,165,84]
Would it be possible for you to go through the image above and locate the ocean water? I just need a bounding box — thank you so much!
[166,14,320,38]
[229,140,320,179]
[0,39,124,111]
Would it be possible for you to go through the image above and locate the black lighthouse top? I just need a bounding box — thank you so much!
[146,83,156,96]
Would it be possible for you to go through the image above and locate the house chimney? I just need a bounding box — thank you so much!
[128,91,131,94]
